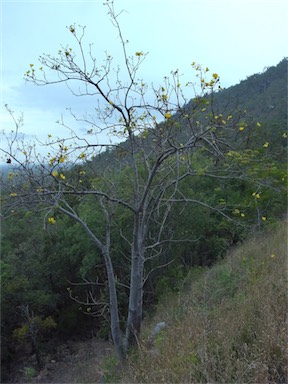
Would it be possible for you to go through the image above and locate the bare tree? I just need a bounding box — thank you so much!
[1,1,254,360]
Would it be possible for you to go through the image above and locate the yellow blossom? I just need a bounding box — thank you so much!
[270,253,276,258]
[227,115,232,120]
[79,153,86,159]
[48,217,56,224]
[49,157,56,166]
[59,156,66,163]
[60,173,66,180]
[241,213,245,217]
[52,171,58,177]
[165,112,172,119]
[212,73,219,79]
[256,122,261,127]
[239,127,245,132]
[252,192,260,199]
[263,142,269,148]
[262,216,267,221]
[10,192,17,197]
[282,132,287,138]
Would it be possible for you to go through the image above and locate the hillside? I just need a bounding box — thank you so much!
[89,58,287,171]
[122,219,288,383]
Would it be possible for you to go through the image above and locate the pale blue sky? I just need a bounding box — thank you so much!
[1,0,287,162]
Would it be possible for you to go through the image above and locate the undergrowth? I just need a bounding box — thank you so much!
[122,220,288,383]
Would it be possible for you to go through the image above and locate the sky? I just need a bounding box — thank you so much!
[1,0,287,163]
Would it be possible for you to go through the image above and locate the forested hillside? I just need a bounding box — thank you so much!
[1,55,287,383]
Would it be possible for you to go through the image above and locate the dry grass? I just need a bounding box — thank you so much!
[123,220,288,383]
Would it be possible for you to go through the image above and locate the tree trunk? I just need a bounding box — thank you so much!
[103,248,125,361]
[125,215,145,350]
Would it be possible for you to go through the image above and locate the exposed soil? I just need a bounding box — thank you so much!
[7,338,115,384]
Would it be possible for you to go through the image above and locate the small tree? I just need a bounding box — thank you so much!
[1,1,269,360]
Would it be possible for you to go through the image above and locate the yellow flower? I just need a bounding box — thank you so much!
[59,156,67,163]
[49,157,56,166]
[261,216,267,221]
[212,73,219,79]
[52,171,58,177]
[135,51,143,56]
[239,127,245,132]
[227,115,232,120]
[241,213,245,217]
[263,142,269,148]
[60,173,65,180]
[282,132,287,138]
[48,217,56,224]
[252,192,260,199]
[165,112,172,119]
[10,192,17,197]
[79,153,86,159]
[270,253,276,258]
[256,122,261,127]
[48,134,52,138]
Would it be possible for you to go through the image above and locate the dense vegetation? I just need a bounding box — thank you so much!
[1,55,287,382]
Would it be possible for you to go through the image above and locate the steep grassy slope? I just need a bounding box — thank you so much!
[122,220,287,383]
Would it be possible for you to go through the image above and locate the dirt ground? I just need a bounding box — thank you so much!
[9,338,115,384]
